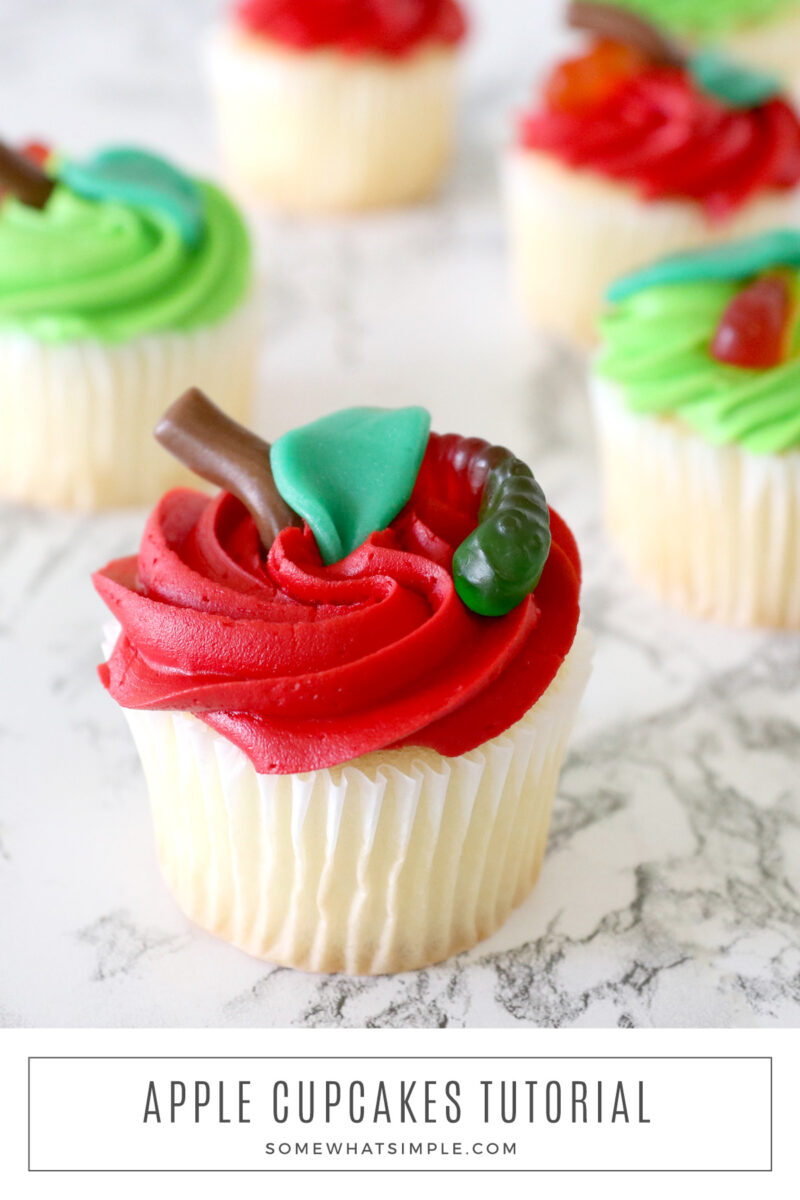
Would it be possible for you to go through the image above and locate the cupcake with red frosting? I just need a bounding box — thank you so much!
[92,391,590,974]
[207,0,467,212]
[505,2,800,344]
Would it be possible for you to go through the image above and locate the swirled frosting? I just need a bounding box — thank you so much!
[93,434,581,774]
[520,66,800,219]
[234,0,467,56]
[599,273,800,453]
[0,179,250,343]
[586,0,800,39]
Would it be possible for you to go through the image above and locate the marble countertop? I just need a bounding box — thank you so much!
[1,0,799,1029]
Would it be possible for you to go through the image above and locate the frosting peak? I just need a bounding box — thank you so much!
[234,0,467,57]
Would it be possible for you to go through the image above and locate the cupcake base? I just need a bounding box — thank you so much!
[504,150,799,346]
[207,28,459,212]
[122,628,592,975]
[0,302,257,510]
[592,378,800,627]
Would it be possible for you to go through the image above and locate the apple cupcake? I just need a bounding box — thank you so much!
[584,0,800,98]
[206,0,467,212]
[506,3,800,345]
[92,390,590,974]
[0,140,254,509]
[593,229,800,627]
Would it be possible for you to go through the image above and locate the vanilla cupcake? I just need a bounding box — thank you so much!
[206,0,467,212]
[0,141,255,509]
[92,390,590,974]
[587,0,800,99]
[593,229,800,627]
[505,4,800,345]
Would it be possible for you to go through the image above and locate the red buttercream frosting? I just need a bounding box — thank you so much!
[234,0,467,56]
[93,434,581,775]
[520,62,800,220]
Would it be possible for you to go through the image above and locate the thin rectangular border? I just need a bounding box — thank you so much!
[27,1055,773,1174]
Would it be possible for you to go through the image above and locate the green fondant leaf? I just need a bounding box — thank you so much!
[607,230,800,303]
[59,146,204,246]
[271,407,432,565]
[689,49,781,110]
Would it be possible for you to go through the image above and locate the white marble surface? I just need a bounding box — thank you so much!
[0,0,799,1028]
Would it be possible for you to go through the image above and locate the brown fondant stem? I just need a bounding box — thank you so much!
[154,388,301,549]
[0,141,55,209]
[567,1,686,67]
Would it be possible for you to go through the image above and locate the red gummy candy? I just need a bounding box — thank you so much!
[544,39,649,116]
[711,274,795,370]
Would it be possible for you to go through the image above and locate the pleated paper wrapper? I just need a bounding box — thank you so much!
[592,378,800,627]
[118,627,592,975]
[0,300,258,509]
[206,27,459,212]
[504,149,800,346]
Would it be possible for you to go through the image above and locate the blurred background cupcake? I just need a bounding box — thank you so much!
[0,139,255,509]
[584,0,800,100]
[206,0,468,212]
[592,230,800,628]
[504,2,800,345]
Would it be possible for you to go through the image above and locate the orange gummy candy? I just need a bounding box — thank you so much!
[544,39,649,115]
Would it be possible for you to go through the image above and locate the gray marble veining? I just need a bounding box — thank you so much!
[0,0,798,1028]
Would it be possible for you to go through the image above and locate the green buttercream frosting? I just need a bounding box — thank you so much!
[0,173,250,343]
[590,0,800,39]
[271,406,431,564]
[600,234,800,454]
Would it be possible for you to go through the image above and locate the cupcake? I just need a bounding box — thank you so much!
[0,140,255,509]
[505,3,800,345]
[582,0,800,99]
[593,229,800,627]
[92,389,590,974]
[206,0,467,212]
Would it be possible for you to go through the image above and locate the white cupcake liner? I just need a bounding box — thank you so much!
[0,300,258,510]
[206,27,459,212]
[504,149,800,346]
[592,378,800,627]
[120,627,592,975]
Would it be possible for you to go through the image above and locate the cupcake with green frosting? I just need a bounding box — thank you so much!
[0,141,255,509]
[591,1,800,99]
[594,229,800,627]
